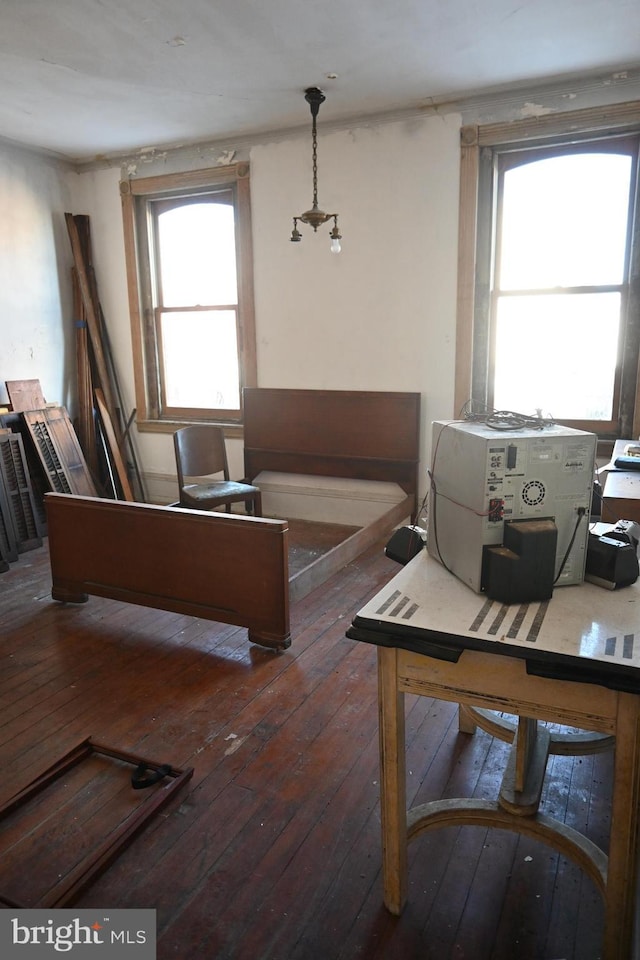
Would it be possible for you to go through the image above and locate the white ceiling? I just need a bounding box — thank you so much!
[2,0,640,162]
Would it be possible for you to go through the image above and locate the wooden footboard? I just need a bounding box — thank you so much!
[45,494,290,651]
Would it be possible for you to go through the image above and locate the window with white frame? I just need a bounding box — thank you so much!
[456,106,640,441]
[121,163,257,430]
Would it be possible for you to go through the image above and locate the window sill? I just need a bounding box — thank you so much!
[135,418,245,439]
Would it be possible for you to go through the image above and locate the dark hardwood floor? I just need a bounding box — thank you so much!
[0,536,612,959]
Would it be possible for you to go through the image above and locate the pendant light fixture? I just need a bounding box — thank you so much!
[290,87,342,253]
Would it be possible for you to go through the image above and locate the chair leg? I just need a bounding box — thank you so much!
[253,492,262,517]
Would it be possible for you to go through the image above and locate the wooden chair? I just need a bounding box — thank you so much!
[173,425,262,516]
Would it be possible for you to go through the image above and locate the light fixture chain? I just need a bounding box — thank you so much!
[311,112,318,208]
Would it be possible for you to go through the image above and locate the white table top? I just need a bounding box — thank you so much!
[348,548,640,692]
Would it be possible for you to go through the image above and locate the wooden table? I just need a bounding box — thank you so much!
[347,550,640,960]
[602,438,640,523]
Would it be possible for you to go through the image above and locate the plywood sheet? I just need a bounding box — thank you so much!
[5,379,46,412]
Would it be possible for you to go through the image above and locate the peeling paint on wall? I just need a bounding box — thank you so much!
[519,101,556,118]
[137,149,169,164]
[121,146,238,179]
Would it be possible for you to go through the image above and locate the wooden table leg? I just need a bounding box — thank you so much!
[377,646,407,915]
[603,692,640,959]
[499,718,551,817]
[458,703,478,734]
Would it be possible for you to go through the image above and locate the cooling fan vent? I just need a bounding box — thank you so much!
[522,479,546,506]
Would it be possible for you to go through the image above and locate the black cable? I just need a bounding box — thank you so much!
[464,408,555,431]
[553,508,586,584]
[427,469,454,574]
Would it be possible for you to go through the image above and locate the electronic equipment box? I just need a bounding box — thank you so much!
[427,420,597,593]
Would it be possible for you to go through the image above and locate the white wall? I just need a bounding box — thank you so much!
[66,111,461,501]
[251,114,460,409]
[0,141,75,410]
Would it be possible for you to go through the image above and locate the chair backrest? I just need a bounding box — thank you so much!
[174,425,230,486]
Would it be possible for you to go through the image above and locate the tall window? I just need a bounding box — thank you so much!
[121,164,256,430]
[456,107,640,441]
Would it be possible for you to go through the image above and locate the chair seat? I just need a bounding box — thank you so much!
[181,480,260,509]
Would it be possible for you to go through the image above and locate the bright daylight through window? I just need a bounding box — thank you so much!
[121,164,256,429]
[457,110,640,441]
[157,198,240,411]
[493,149,633,424]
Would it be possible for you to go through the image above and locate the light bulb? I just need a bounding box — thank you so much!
[330,237,341,254]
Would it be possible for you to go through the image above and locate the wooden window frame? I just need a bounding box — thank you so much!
[121,163,257,436]
[455,102,640,441]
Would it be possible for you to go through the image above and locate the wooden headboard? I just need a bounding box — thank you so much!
[243,388,421,502]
